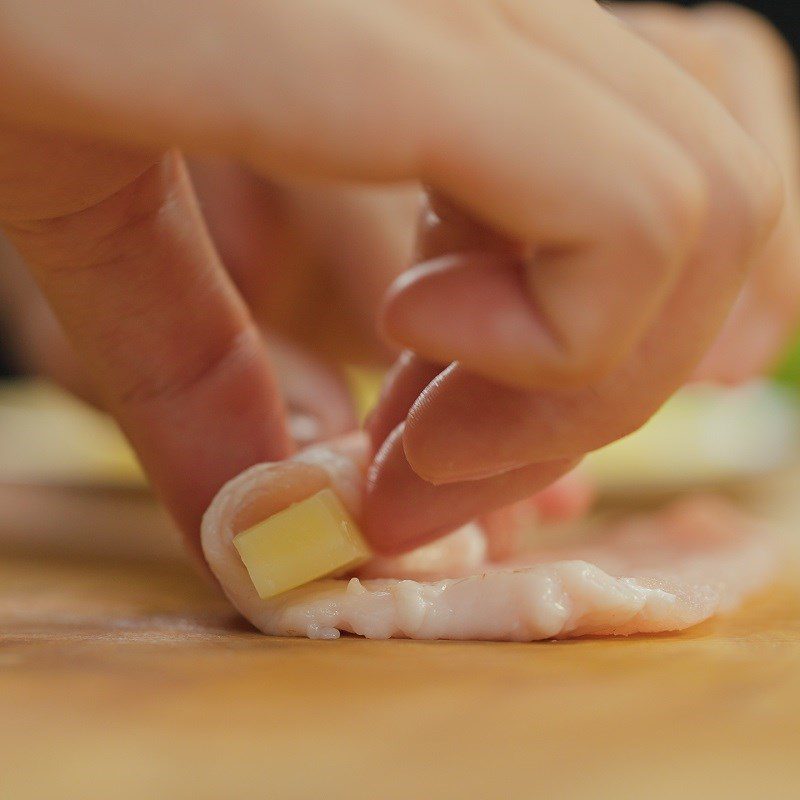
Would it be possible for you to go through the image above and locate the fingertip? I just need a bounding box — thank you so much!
[362,424,441,554]
[362,423,573,555]
[401,367,533,485]
[365,351,443,452]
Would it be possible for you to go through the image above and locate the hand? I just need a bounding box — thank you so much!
[0,0,781,558]
[363,1,783,553]
[0,0,549,555]
[613,3,800,384]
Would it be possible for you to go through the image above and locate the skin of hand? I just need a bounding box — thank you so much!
[0,0,786,560]
[0,171,421,440]
[614,3,800,385]
[363,1,795,553]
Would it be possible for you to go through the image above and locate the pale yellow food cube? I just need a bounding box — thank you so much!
[232,488,371,599]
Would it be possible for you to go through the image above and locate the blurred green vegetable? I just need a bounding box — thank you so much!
[773,329,800,390]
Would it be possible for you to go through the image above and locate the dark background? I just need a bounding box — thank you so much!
[1,0,799,379]
[0,326,12,378]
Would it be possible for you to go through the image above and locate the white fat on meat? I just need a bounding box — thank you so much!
[202,440,778,642]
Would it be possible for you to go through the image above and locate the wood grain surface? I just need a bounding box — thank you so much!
[1,474,799,800]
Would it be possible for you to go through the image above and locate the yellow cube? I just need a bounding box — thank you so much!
[232,488,371,599]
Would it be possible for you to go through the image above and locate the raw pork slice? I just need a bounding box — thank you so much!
[202,437,778,641]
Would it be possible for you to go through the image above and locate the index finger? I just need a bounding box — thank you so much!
[2,146,292,559]
[0,0,711,241]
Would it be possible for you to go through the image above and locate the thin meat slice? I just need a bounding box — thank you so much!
[202,437,779,642]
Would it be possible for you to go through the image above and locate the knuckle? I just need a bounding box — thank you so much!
[697,3,780,40]
[541,159,712,391]
[4,158,173,276]
[603,407,652,445]
[673,26,729,78]
[694,4,796,76]
[627,2,690,21]
[550,341,620,388]
[543,312,640,387]
[426,1,501,44]
[652,163,709,256]
[616,157,708,277]
[585,398,659,452]
[630,8,732,80]
[635,7,787,268]
[618,2,695,34]
[237,19,437,179]
[707,149,784,266]
[115,326,260,409]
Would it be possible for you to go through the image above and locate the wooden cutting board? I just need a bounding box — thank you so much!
[1,475,799,800]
